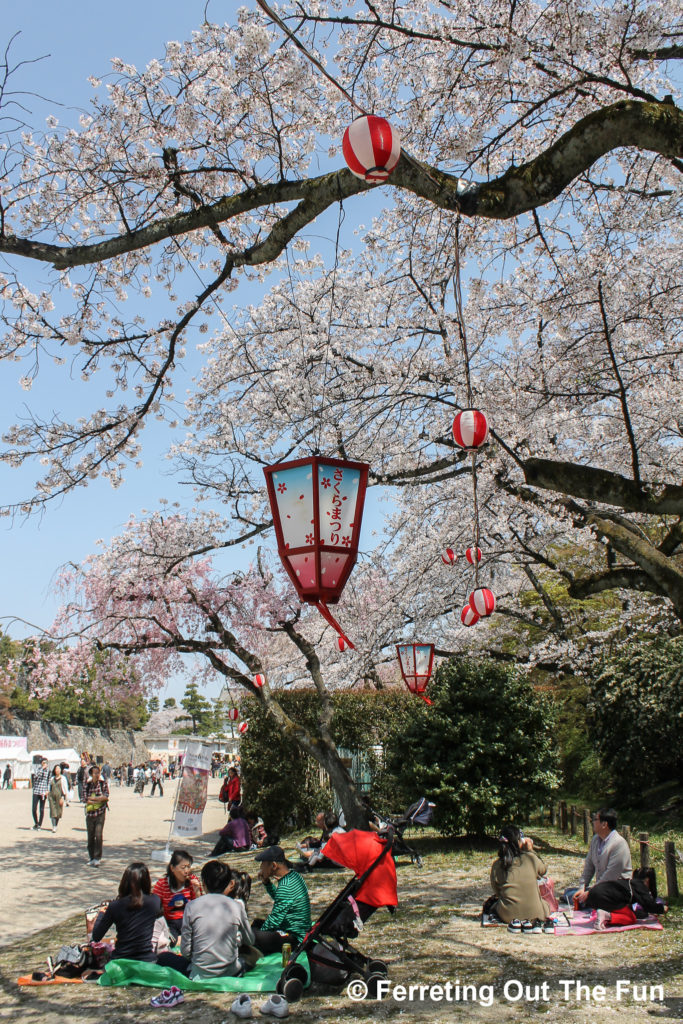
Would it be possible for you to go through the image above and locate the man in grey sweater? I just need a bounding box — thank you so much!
[574,807,632,907]
[157,860,254,979]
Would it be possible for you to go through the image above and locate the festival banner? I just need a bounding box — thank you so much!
[170,740,212,838]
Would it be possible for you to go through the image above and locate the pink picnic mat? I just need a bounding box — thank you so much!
[554,909,663,935]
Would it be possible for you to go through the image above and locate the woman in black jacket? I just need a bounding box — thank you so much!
[92,862,162,961]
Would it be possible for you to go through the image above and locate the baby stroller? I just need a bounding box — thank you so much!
[374,796,435,867]
[277,830,398,1002]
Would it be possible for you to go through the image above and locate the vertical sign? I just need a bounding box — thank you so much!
[170,740,212,838]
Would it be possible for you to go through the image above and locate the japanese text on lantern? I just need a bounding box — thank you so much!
[329,468,343,544]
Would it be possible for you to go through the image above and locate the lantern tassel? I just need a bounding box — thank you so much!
[315,600,355,650]
[420,695,433,706]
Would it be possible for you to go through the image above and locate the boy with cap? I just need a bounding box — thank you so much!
[252,846,311,954]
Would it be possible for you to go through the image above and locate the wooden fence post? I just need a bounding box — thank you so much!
[622,825,631,851]
[582,808,590,844]
[560,801,568,833]
[570,805,577,837]
[550,803,557,827]
[664,841,679,901]
[639,832,650,869]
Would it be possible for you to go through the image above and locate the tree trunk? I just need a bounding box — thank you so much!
[313,736,369,831]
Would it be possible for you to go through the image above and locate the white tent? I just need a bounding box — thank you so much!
[3,747,34,789]
[29,747,81,774]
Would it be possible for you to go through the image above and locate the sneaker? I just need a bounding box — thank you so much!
[521,919,534,934]
[231,993,253,1018]
[87,859,98,867]
[507,919,522,933]
[150,986,185,1008]
[531,919,543,933]
[259,994,289,1018]
[543,918,555,934]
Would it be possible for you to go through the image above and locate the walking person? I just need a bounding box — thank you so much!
[150,763,164,797]
[48,764,69,832]
[76,755,88,803]
[31,757,50,830]
[84,763,109,866]
[2,763,11,789]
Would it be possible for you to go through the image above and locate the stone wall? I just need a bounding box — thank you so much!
[0,716,150,765]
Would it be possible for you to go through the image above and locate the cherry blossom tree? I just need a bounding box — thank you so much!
[0,2,681,649]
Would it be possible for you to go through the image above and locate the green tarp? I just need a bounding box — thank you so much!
[98,952,310,992]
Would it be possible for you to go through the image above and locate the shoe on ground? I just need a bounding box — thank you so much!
[521,919,533,933]
[230,993,253,1018]
[543,918,555,934]
[150,986,185,1008]
[507,919,522,933]
[259,994,289,1018]
[87,859,99,867]
[531,919,543,933]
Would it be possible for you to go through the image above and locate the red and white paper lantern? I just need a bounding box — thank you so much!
[238,721,249,735]
[253,674,265,688]
[227,707,239,721]
[337,637,347,652]
[469,588,496,617]
[342,115,401,183]
[460,605,480,627]
[441,547,457,565]
[465,547,482,564]
[452,409,490,451]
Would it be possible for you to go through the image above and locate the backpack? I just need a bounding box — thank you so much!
[219,779,230,803]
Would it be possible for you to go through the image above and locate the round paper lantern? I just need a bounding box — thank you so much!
[469,588,496,617]
[238,721,249,735]
[253,674,265,688]
[441,547,457,565]
[460,605,480,627]
[465,547,482,564]
[227,707,239,721]
[452,409,490,451]
[342,115,401,183]
[337,637,347,652]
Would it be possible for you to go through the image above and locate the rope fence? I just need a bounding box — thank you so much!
[542,800,680,901]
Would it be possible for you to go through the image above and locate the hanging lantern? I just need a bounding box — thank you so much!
[238,721,249,735]
[460,605,480,627]
[253,674,265,688]
[469,588,496,617]
[342,115,401,183]
[441,547,457,565]
[396,643,434,705]
[227,707,239,721]
[264,455,369,648]
[337,637,347,652]
[465,547,482,564]
[452,409,490,451]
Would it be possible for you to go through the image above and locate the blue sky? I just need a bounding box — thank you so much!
[0,2,385,702]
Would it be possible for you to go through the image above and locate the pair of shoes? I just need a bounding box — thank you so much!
[507,919,522,933]
[87,859,99,867]
[52,826,57,832]
[150,986,184,1007]
[531,919,543,933]
[33,824,40,830]
[521,920,534,934]
[543,918,555,934]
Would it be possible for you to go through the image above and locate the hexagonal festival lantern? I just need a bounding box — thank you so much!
[396,643,435,705]
[264,456,369,648]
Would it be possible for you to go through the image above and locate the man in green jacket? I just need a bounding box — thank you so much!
[252,846,311,954]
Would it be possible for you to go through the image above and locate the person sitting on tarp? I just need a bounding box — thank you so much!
[573,808,632,909]
[211,806,252,857]
[156,860,254,979]
[92,862,162,961]
[297,811,345,869]
[251,846,311,955]
[153,850,202,942]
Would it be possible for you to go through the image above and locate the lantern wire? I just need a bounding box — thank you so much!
[453,215,482,589]
[316,188,345,454]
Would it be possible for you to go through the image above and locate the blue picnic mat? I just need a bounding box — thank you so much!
[98,952,309,992]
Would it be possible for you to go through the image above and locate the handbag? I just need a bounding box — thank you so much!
[538,875,559,913]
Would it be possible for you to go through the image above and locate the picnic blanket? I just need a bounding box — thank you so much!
[17,975,87,986]
[98,952,310,992]
[554,909,663,935]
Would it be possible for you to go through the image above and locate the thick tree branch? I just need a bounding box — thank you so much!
[1,101,680,270]
[569,567,668,600]
[522,457,683,514]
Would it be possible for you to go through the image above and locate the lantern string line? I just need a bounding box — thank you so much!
[316,188,345,453]
[255,0,367,115]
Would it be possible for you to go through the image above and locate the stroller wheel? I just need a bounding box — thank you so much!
[368,959,388,977]
[365,972,387,999]
[282,976,304,1003]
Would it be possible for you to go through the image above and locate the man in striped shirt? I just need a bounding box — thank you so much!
[31,758,50,829]
[252,846,311,954]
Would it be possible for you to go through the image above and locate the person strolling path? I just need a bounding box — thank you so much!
[31,758,50,830]
[84,764,109,867]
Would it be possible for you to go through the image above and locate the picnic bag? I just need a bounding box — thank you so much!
[538,875,559,913]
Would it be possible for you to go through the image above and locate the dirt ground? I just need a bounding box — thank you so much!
[0,781,681,1022]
